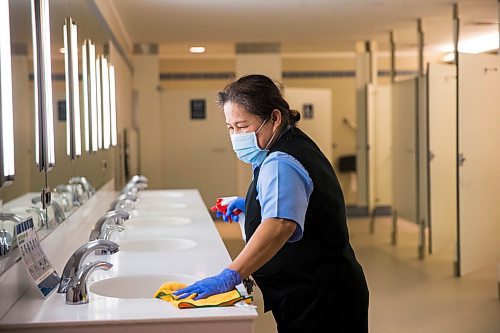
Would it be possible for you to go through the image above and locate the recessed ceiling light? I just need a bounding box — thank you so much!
[189,46,205,54]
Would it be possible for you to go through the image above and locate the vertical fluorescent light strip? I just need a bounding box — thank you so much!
[42,0,54,166]
[63,21,70,156]
[70,19,81,157]
[0,0,15,182]
[82,40,98,152]
[31,0,40,166]
[101,56,111,149]
[96,56,102,149]
[82,41,89,151]
[109,64,117,146]
[90,44,97,152]
[31,0,55,170]
[63,17,81,159]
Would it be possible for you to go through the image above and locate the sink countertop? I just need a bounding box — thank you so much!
[0,188,257,331]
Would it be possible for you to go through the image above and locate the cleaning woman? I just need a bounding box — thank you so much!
[174,74,369,332]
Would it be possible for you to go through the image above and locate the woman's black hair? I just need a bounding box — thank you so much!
[217,74,300,126]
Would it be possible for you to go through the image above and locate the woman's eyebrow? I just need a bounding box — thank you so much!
[226,121,248,126]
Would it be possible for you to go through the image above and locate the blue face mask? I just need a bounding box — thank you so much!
[230,118,276,165]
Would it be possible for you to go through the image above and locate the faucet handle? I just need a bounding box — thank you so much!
[65,260,113,305]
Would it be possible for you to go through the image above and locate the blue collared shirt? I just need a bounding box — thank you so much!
[252,151,314,242]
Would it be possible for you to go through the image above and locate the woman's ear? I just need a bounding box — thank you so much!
[271,109,282,127]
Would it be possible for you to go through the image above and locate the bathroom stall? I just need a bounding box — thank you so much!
[456,53,500,276]
[427,62,457,256]
[390,76,430,258]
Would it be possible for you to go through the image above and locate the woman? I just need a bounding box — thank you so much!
[174,74,369,332]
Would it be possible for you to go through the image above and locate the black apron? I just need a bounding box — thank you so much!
[244,127,369,332]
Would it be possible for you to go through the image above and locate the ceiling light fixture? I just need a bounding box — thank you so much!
[189,46,205,54]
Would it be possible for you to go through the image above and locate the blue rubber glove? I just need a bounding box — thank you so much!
[223,197,245,222]
[173,268,242,300]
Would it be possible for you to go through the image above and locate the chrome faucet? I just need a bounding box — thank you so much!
[26,206,47,228]
[109,193,138,211]
[0,213,25,256]
[130,174,148,184]
[100,224,125,241]
[58,239,119,294]
[69,177,96,199]
[0,212,24,224]
[0,212,25,225]
[55,185,82,207]
[121,182,147,196]
[31,196,66,225]
[89,210,130,241]
[65,260,112,304]
[121,175,148,196]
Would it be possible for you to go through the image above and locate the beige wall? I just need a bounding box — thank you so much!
[155,54,420,205]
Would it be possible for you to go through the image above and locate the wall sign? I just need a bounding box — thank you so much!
[16,218,60,298]
[303,103,314,119]
[58,100,66,121]
[190,99,206,120]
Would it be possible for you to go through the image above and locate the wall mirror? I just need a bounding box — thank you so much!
[0,0,119,276]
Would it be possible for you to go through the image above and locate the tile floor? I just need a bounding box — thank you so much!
[216,217,500,333]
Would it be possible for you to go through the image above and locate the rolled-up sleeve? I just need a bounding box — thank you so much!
[256,152,313,242]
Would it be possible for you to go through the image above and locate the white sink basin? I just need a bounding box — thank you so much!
[90,273,198,299]
[118,238,196,252]
[139,191,185,199]
[137,202,187,209]
[125,216,191,229]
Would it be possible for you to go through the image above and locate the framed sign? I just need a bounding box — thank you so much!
[303,103,314,119]
[190,99,206,120]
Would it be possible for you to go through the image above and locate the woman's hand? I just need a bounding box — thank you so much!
[223,197,245,222]
[173,268,242,300]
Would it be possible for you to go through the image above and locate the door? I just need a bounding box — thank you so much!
[458,53,500,275]
[428,63,457,255]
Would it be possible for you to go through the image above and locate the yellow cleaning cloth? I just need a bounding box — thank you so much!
[153,282,253,309]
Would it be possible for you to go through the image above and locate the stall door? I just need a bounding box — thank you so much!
[458,53,500,275]
[428,63,457,255]
[391,78,418,223]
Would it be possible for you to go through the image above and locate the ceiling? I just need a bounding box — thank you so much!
[109,0,499,58]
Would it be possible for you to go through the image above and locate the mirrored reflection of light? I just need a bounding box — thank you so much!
[0,0,15,180]
[31,0,55,169]
[63,17,81,159]
[82,39,98,152]
[109,64,117,146]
